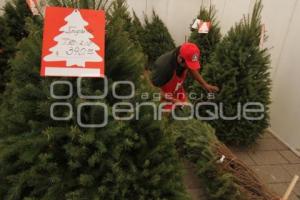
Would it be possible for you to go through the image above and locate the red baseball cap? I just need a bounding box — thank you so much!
[179,43,201,70]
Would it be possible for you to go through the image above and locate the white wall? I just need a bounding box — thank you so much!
[127,0,300,154]
[269,0,300,155]
[0,0,7,15]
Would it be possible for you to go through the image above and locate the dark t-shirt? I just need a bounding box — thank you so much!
[150,47,186,87]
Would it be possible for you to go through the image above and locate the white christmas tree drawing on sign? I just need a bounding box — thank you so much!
[44,9,103,67]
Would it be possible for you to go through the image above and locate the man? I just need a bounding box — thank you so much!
[150,42,219,111]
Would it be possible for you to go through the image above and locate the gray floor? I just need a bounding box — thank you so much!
[183,130,300,200]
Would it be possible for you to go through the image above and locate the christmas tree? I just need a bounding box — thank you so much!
[129,11,145,49]
[106,2,175,68]
[107,0,133,33]
[171,113,278,200]
[189,4,221,68]
[0,1,188,199]
[199,0,271,145]
[0,0,32,94]
[170,117,243,200]
[142,10,176,68]
[106,0,144,56]
[185,4,221,92]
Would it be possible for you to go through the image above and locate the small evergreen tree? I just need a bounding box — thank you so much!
[170,117,244,200]
[129,11,145,49]
[107,0,144,56]
[107,0,132,32]
[199,0,271,145]
[142,11,176,68]
[0,0,188,199]
[189,5,221,68]
[0,0,32,94]
[185,5,221,92]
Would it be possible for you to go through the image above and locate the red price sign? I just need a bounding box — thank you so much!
[41,7,105,77]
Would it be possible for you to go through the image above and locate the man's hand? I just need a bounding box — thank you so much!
[204,84,219,93]
[189,69,219,93]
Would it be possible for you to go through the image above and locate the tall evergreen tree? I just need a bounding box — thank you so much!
[142,10,176,68]
[198,0,271,145]
[0,0,32,94]
[0,1,188,199]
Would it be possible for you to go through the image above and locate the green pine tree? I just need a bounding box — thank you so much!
[0,0,32,94]
[185,5,221,93]
[129,11,145,49]
[107,0,132,32]
[198,0,271,145]
[170,116,244,200]
[0,1,188,199]
[142,10,176,68]
[189,5,221,69]
[107,0,145,58]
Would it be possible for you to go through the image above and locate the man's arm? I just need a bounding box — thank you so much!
[189,69,219,93]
